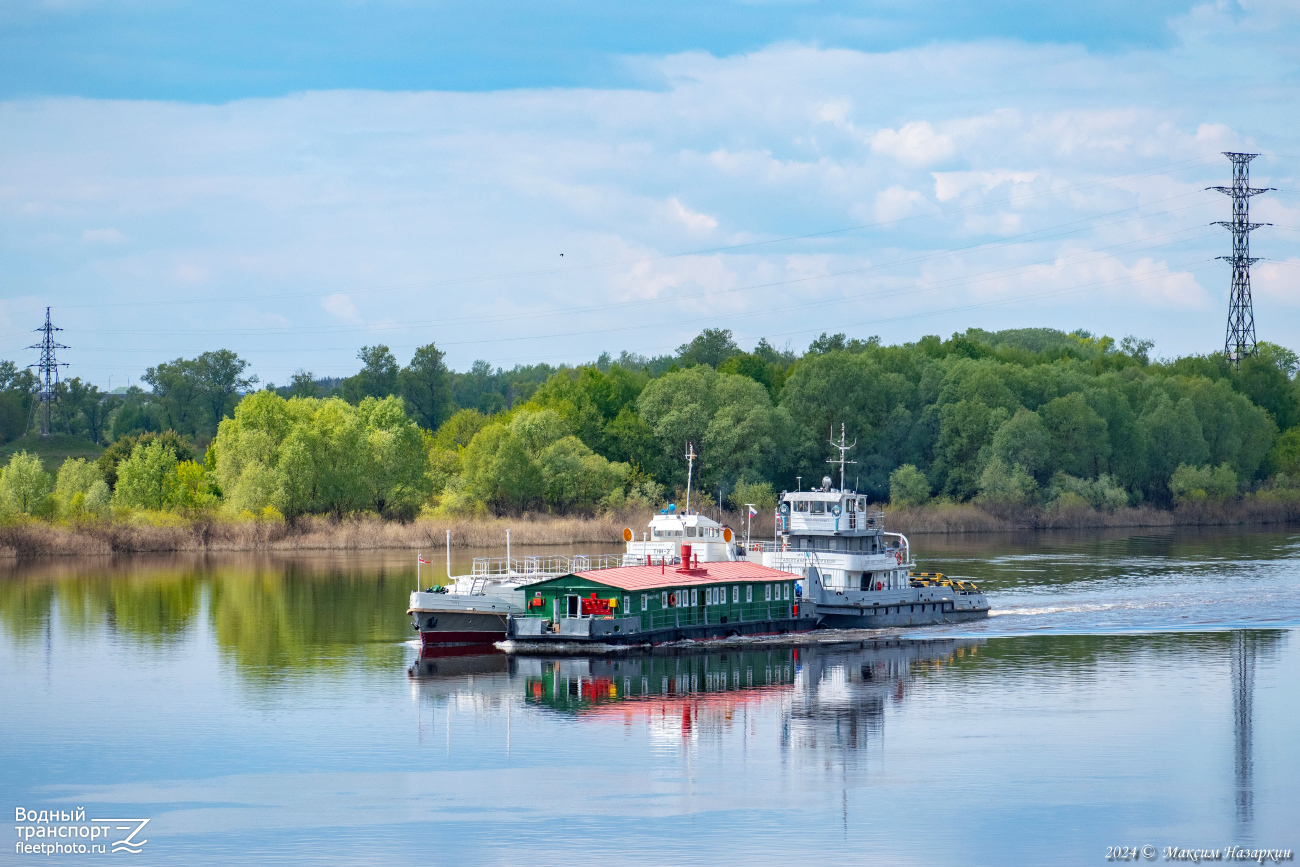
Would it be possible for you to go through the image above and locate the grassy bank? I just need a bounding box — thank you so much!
[0,433,102,465]
[0,511,656,557]
[887,497,1300,535]
[0,499,1296,558]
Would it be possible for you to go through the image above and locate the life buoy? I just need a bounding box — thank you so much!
[895,551,903,564]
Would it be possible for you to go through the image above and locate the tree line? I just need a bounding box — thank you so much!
[2,326,1298,522]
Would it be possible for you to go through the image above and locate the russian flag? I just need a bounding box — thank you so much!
[748,505,758,518]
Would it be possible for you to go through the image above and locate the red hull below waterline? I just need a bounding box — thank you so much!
[420,630,506,646]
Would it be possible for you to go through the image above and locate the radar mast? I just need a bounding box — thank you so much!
[827,424,856,492]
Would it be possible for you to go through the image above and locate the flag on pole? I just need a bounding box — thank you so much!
[748,505,758,518]
[418,556,431,565]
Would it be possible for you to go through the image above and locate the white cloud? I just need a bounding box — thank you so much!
[932,171,1038,203]
[870,121,954,167]
[322,293,362,324]
[668,198,718,232]
[2,11,1300,383]
[873,186,929,222]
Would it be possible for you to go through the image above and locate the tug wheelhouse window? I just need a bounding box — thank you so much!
[810,501,825,515]
[794,500,810,513]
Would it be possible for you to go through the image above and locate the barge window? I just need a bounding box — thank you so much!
[661,591,668,608]
[641,594,648,611]
[783,584,790,601]
[624,596,630,612]
[764,584,772,601]
[690,589,698,606]
[746,586,753,603]
[732,586,739,603]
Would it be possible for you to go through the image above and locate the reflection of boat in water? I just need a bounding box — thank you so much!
[404,639,980,756]
[407,644,509,678]
[518,639,983,743]
[754,428,991,628]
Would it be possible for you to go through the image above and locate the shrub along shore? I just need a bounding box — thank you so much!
[0,498,1295,558]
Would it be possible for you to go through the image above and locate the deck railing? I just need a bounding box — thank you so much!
[469,553,624,578]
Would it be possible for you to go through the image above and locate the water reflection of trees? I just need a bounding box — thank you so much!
[0,554,417,676]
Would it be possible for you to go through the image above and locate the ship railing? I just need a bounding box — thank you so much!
[469,553,624,580]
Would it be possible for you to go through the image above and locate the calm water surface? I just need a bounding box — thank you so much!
[1,530,1297,865]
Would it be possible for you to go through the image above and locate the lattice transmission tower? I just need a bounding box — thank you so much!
[1209,152,1272,368]
[27,307,68,437]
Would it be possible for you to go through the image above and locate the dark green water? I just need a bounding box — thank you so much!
[1,529,1296,864]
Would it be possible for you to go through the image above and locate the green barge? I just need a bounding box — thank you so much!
[508,544,811,645]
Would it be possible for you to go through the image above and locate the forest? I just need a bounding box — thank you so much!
[2,326,1299,524]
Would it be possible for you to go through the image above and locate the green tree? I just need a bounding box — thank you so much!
[354,345,399,400]
[990,408,1051,481]
[196,349,257,434]
[637,366,790,490]
[1039,393,1111,478]
[431,409,490,451]
[357,396,432,516]
[889,464,930,507]
[214,390,432,518]
[108,386,162,440]
[114,441,180,510]
[54,458,103,516]
[1270,426,1300,478]
[289,370,319,398]
[976,458,1037,510]
[143,357,204,436]
[729,479,777,513]
[677,329,740,368]
[399,343,453,430]
[458,408,628,515]
[0,452,51,515]
[1140,395,1209,501]
[0,361,37,443]
[169,461,217,513]
[1169,463,1238,504]
[99,431,195,490]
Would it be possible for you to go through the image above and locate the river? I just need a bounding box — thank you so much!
[1,528,1296,864]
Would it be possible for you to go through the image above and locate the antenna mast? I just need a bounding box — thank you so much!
[826,423,856,491]
[26,307,68,437]
[1209,153,1272,369]
[684,442,696,514]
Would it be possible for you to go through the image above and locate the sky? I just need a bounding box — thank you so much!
[1,0,1298,387]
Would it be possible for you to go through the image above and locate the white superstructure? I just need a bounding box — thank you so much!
[755,428,989,628]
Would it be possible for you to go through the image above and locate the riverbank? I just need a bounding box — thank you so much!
[0,498,1296,557]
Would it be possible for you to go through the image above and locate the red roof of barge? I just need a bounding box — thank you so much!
[573,561,798,592]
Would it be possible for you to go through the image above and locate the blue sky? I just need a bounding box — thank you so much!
[1,0,1298,385]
